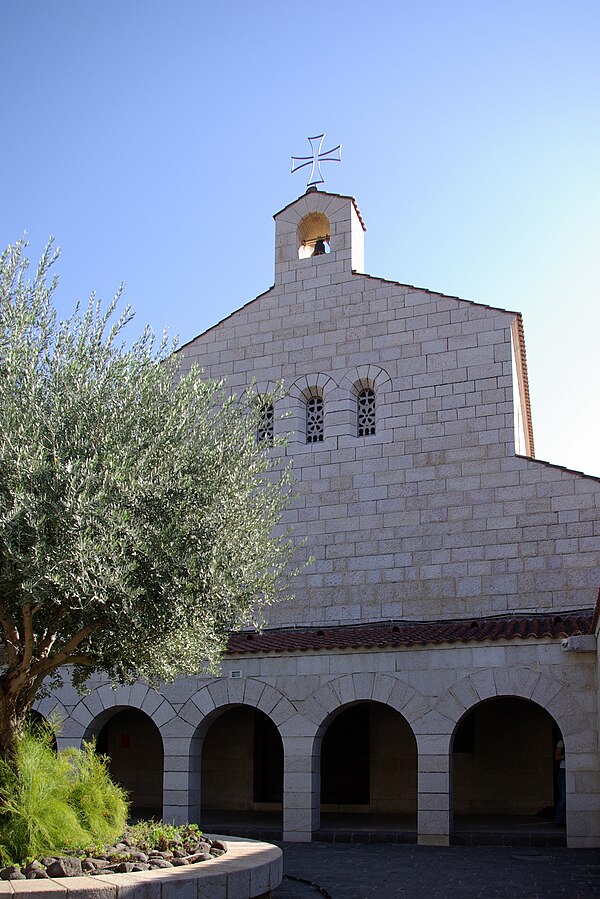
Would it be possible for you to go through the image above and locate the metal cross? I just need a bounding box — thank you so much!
[291,134,342,188]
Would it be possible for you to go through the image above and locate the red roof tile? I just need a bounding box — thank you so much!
[227,610,594,655]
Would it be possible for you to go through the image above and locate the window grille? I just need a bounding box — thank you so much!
[256,402,274,445]
[306,395,324,443]
[357,388,376,436]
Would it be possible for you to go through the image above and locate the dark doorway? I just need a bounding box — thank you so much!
[318,702,417,839]
[200,706,283,839]
[321,704,370,805]
[96,708,164,820]
[451,697,564,845]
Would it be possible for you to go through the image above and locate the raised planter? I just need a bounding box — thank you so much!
[0,836,282,899]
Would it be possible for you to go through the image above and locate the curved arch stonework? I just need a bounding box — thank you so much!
[285,374,338,446]
[340,364,392,394]
[180,678,297,737]
[33,695,69,724]
[435,666,590,744]
[68,683,178,742]
[300,673,425,736]
[338,365,393,438]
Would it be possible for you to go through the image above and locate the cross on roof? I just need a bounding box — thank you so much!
[291,134,342,188]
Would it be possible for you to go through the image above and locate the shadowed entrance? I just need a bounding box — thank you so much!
[199,706,283,839]
[317,701,417,840]
[451,697,564,846]
[93,707,164,821]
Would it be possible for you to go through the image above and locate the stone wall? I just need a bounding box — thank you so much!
[176,189,600,628]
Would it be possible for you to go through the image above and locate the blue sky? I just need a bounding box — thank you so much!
[2,1,599,475]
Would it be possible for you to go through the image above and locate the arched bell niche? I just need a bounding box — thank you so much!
[297,212,331,258]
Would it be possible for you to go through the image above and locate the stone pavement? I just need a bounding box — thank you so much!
[271,841,600,898]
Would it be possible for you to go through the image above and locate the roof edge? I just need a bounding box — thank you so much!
[274,189,366,231]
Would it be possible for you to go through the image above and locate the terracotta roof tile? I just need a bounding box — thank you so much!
[227,610,594,656]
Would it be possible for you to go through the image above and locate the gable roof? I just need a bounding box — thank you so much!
[274,189,367,231]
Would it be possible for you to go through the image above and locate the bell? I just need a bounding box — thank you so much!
[313,239,326,256]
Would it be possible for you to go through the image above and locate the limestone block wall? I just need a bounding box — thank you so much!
[176,189,600,627]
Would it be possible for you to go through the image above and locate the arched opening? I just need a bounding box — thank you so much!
[356,385,376,436]
[319,702,417,838]
[199,706,283,838]
[27,709,58,753]
[297,212,331,258]
[92,708,164,821]
[451,697,564,844]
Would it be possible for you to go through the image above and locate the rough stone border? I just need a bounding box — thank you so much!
[0,836,282,899]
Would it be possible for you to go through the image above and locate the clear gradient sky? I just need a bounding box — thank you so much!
[2,1,599,475]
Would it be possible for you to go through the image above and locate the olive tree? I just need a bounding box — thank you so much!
[0,241,295,761]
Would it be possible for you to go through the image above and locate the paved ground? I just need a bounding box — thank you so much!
[271,842,600,898]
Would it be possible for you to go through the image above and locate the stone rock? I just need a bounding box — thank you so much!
[115,862,137,873]
[82,858,112,873]
[188,850,211,863]
[1,866,26,880]
[131,863,150,872]
[25,861,46,875]
[46,857,83,878]
[212,840,227,852]
[129,850,148,863]
[150,858,173,869]
[172,858,189,866]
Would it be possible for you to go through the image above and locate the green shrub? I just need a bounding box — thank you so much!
[65,740,128,845]
[0,725,128,863]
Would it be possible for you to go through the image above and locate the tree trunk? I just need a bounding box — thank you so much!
[0,670,42,763]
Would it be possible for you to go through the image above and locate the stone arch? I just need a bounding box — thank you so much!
[32,695,69,729]
[340,364,392,395]
[297,211,331,258]
[67,685,172,821]
[431,666,594,844]
[181,679,294,833]
[301,673,427,735]
[434,666,589,745]
[337,365,392,439]
[180,677,297,735]
[68,683,177,740]
[300,674,420,833]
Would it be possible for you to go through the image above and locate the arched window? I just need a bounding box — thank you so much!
[357,388,376,436]
[297,212,331,259]
[256,402,274,445]
[306,394,324,443]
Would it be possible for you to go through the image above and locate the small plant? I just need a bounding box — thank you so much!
[126,820,202,853]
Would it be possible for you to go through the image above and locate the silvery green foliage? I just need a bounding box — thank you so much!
[0,240,295,702]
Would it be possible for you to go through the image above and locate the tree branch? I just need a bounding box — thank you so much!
[21,602,35,670]
[64,654,96,667]
[31,624,95,677]
[0,605,19,667]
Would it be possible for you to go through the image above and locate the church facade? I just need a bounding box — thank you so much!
[41,188,600,847]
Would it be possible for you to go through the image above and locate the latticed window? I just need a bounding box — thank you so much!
[306,395,324,443]
[357,388,376,436]
[256,402,274,445]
